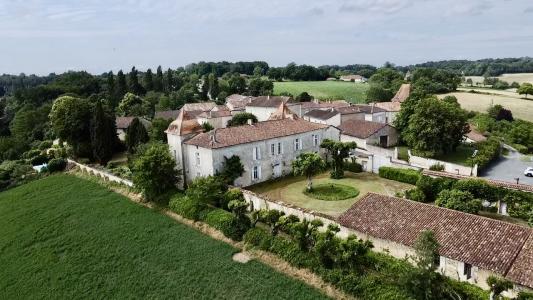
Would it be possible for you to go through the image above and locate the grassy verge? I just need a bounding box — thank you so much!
[304,183,359,201]
[433,144,475,166]
[0,174,329,299]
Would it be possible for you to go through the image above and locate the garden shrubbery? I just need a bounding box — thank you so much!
[47,158,67,172]
[344,160,363,173]
[405,188,426,202]
[470,137,501,170]
[378,167,420,185]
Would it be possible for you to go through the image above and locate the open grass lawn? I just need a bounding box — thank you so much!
[0,175,328,299]
[304,183,359,201]
[438,92,533,122]
[465,73,533,85]
[274,81,369,103]
[249,172,413,217]
[433,144,475,166]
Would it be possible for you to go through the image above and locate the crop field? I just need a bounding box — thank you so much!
[465,73,533,85]
[439,92,533,122]
[0,175,328,299]
[274,81,369,103]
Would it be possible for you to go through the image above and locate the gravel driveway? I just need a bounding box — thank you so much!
[480,146,533,185]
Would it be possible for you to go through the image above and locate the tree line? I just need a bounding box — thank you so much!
[400,57,533,76]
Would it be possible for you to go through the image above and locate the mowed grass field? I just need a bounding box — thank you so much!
[439,92,533,122]
[465,73,533,85]
[0,175,328,299]
[274,81,369,103]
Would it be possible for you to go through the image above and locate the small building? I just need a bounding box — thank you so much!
[303,108,341,126]
[181,118,340,187]
[196,105,233,129]
[338,193,533,296]
[225,94,252,113]
[245,96,301,121]
[373,101,401,124]
[339,119,398,148]
[464,124,487,143]
[300,100,350,116]
[154,110,181,121]
[340,74,367,83]
[115,117,152,142]
[336,104,388,124]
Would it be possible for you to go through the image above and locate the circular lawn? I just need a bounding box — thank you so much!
[304,183,360,201]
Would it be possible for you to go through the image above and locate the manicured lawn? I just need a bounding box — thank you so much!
[433,144,475,166]
[304,183,359,201]
[0,175,328,299]
[249,172,413,217]
[274,81,369,103]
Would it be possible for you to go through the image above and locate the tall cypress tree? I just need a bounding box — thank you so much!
[106,71,120,109]
[165,68,174,93]
[154,66,164,92]
[144,68,154,91]
[116,70,127,101]
[126,117,149,153]
[91,100,117,165]
[128,66,145,95]
[208,73,220,101]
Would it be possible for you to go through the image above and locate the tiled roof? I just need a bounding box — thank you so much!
[339,119,390,139]
[165,109,203,136]
[154,110,181,120]
[247,96,292,108]
[184,118,328,149]
[268,102,299,120]
[465,124,487,142]
[340,75,366,80]
[391,83,411,102]
[115,117,151,129]
[301,100,350,110]
[182,102,216,112]
[336,104,386,114]
[304,109,339,120]
[421,170,533,193]
[507,234,533,288]
[225,94,251,110]
[374,101,401,112]
[338,193,531,274]
[197,105,232,118]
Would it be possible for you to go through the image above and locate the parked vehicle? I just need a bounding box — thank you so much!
[524,167,533,177]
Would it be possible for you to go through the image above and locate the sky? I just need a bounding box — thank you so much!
[1,0,533,75]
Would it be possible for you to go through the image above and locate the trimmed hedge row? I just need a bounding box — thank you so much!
[378,167,420,185]
[471,137,501,170]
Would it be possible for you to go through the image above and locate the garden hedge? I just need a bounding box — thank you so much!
[47,158,67,173]
[169,195,206,221]
[378,167,420,185]
[203,208,250,241]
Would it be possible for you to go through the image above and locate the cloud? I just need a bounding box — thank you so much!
[307,7,324,16]
[338,0,414,14]
[449,1,493,16]
[525,7,533,13]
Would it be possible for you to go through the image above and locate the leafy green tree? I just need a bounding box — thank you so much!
[248,78,273,96]
[144,68,154,91]
[131,142,179,201]
[403,96,469,156]
[49,95,92,158]
[366,85,393,103]
[292,152,326,191]
[149,117,172,142]
[90,100,117,165]
[128,66,145,95]
[9,104,50,141]
[219,155,244,185]
[368,68,403,91]
[254,209,284,235]
[287,218,323,251]
[126,117,149,153]
[116,70,127,101]
[266,67,283,81]
[165,68,174,92]
[106,71,120,108]
[186,175,227,207]
[435,189,482,214]
[486,276,513,300]
[227,74,246,94]
[337,234,373,271]
[201,122,214,132]
[118,92,147,117]
[518,83,533,99]
[207,73,220,100]
[154,66,164,92]
[488,104,513,121]
[320,139,357,179]
[313,224,340,268]
[227,112,258,127]
[295,92,313,102]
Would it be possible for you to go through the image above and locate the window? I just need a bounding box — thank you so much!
[277,142,282,155]
[252,165,261,180]
[313,134,319,146]
[270,143,275,156]
[253,146,261,160]
[294,138,301,150]
[195,152,200,165]
[433,255,440,268]
[464,263,472,279]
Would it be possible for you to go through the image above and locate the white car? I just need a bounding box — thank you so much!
[525,167,533,177]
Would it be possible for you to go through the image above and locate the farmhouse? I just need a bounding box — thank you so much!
[180,118,339,186]
[340,74,367,82]
[373,101,401,124]
[336,104,388,124]
[338,193,533,296]
[339,119,398,148]
[300,100,350,115]
[244,96,301,121]
[225,94,252,113]
[303,108,341,126]
[115,116,152,141]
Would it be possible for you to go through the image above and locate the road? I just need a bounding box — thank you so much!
[479,146,533,185]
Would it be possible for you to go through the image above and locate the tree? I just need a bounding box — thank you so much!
[292,152,326,191]
[116,70,127,100]
[128,66,145,95]
[131,142,179,201]
[106,71,120,108]
[118,92,147,117]
[320,139,356,179]
[165,68,174,92]
[402,96,469,156]
[518,83,533,99]
[295,92,313,102]
[201,122,214,132]
[144,68,154,91]
[154,66,164,92]
[49,95,92,158]
[227,112,258,127]
[219,155,244,185]
[228,74,246,94]
[287,218,323,251]
[435,189,482,214]
[125,117,149,153]
[248,78,273,96]
[90,100,117,165]
[148,117,171,142]
[186,175,227,207]
[486,276,513,300]
[207,73,220,101]
[488,104,513,121]
[365,85,393,103]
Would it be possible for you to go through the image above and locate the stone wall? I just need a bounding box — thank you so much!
[68,159,133,187]
[408,150,478,176]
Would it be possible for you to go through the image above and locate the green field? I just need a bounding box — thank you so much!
[0,175,328,299]
[274,81,369,103]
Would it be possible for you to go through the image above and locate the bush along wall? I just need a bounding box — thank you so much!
[378,167,421,185]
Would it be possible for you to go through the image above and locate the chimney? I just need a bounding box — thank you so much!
[267,95,270,100]
[371,102,375,114]
[247,119,253,125]
[209,129,218,144]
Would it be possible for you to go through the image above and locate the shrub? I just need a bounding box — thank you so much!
[186,176,227,207]
[429,163,445,171]
[47,158,67,173]
[471,137,500,170]
[453,179,500,202]
[514,143,529,154]
[203,208,250,241]
[344,160,363,173]
[169,195,206,221]
[416,175,456,202]
[38,140,53,150]
[23,149,41,159]
[30,154,49,166]
[517,291,533,300]
[405,188,426,202]
[435,189,482,214]
[378,167,420,185]
[243,227,272,251]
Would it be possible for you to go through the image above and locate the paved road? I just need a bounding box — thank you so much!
[479,146,533,185]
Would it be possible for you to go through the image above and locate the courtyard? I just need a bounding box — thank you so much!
[248,172,413,217]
